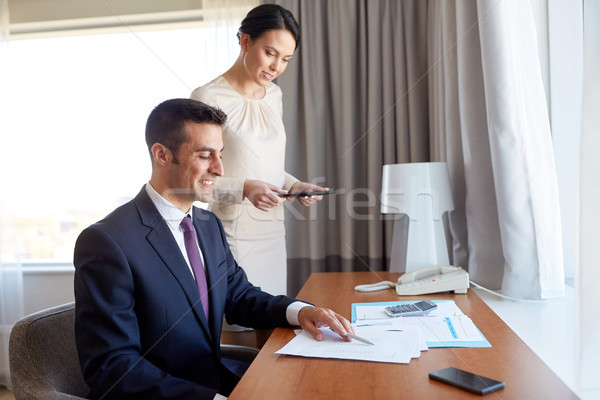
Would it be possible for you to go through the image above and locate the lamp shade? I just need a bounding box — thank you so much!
[381,162,454,272]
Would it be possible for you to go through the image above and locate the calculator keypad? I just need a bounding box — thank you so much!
[389,305,420,313]
[384,301,437,317]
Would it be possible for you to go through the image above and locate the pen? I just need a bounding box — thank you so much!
[329,327,374,345]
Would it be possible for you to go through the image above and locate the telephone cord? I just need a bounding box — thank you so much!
[468,281,544,302]
[355,279,544,302]
[354,281,396,292]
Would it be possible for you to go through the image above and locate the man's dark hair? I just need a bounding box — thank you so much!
[237,3,300,50]
[145,98,227,164]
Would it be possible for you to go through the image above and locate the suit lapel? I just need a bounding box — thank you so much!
[133,188,212,340]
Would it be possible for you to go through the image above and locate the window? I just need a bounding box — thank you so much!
[0,24,240,263]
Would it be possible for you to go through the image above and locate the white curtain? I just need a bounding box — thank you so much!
[0,0,25,389]
[428,0,564,299]
[578,0,600,396]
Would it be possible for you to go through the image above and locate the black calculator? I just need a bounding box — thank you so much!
[384,300,438,317]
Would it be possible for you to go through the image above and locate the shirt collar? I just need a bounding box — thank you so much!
[145,182,194,229]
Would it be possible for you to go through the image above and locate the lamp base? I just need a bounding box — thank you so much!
[389,215,450,273]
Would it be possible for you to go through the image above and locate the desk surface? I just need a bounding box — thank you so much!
[229,272,577,399]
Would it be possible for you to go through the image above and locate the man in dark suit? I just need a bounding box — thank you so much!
[74,99,353,399]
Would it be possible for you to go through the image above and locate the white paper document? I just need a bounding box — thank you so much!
[389,315,484,343]
[275,325,427,364]
[351,300,489,348]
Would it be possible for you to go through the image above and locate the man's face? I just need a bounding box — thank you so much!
[165,121,224,206]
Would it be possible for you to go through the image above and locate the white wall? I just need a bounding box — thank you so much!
[578,1,600,396]
[7,0,255,38]
[22,269,74,315]
[548,0,583,282]
[8,0,252,24]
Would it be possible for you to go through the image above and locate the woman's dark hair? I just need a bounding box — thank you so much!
[237,4,300,49]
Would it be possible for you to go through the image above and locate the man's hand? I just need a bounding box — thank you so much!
[297,306,355,341]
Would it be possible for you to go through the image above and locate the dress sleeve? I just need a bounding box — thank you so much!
[283,172,299,191]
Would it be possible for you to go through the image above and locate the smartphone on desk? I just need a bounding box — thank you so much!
[429,367,505,395]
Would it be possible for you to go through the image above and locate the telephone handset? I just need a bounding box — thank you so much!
[354,265,469,295]
[395,265,469,295]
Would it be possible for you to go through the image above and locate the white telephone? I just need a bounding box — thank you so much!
[355,265,469,295]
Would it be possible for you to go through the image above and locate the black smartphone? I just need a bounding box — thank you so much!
[278,189,339,198]
[429,367,505,395]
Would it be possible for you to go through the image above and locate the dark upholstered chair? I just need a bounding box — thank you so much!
[9,302,259,399]
[9,302,88,399]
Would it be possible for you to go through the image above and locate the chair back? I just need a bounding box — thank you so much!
[9,302,261,399]
[9,302,88,400]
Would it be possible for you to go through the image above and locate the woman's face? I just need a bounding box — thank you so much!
[241,29,296,87]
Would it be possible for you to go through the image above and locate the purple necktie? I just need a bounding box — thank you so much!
[180,216,209,320]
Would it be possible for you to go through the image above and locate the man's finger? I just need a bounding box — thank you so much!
[304,325,323,341]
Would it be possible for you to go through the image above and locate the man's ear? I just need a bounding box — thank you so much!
[150,143,170,167]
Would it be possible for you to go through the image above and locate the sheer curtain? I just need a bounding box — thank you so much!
[0,0,25,389]
[277,0,564,299]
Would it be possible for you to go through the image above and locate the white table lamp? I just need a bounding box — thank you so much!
[381,162,454,273]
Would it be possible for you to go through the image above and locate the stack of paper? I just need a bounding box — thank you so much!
[275,324,427,364]
[275,300,490,364]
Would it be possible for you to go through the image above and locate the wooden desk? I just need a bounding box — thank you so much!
[229,272,578,399]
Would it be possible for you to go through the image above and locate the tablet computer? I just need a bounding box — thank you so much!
[278,189,340,198]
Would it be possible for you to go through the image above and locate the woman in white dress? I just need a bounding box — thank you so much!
[191,4,327,297]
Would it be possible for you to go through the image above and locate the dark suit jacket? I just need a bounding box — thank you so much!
[74,187,295,399]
